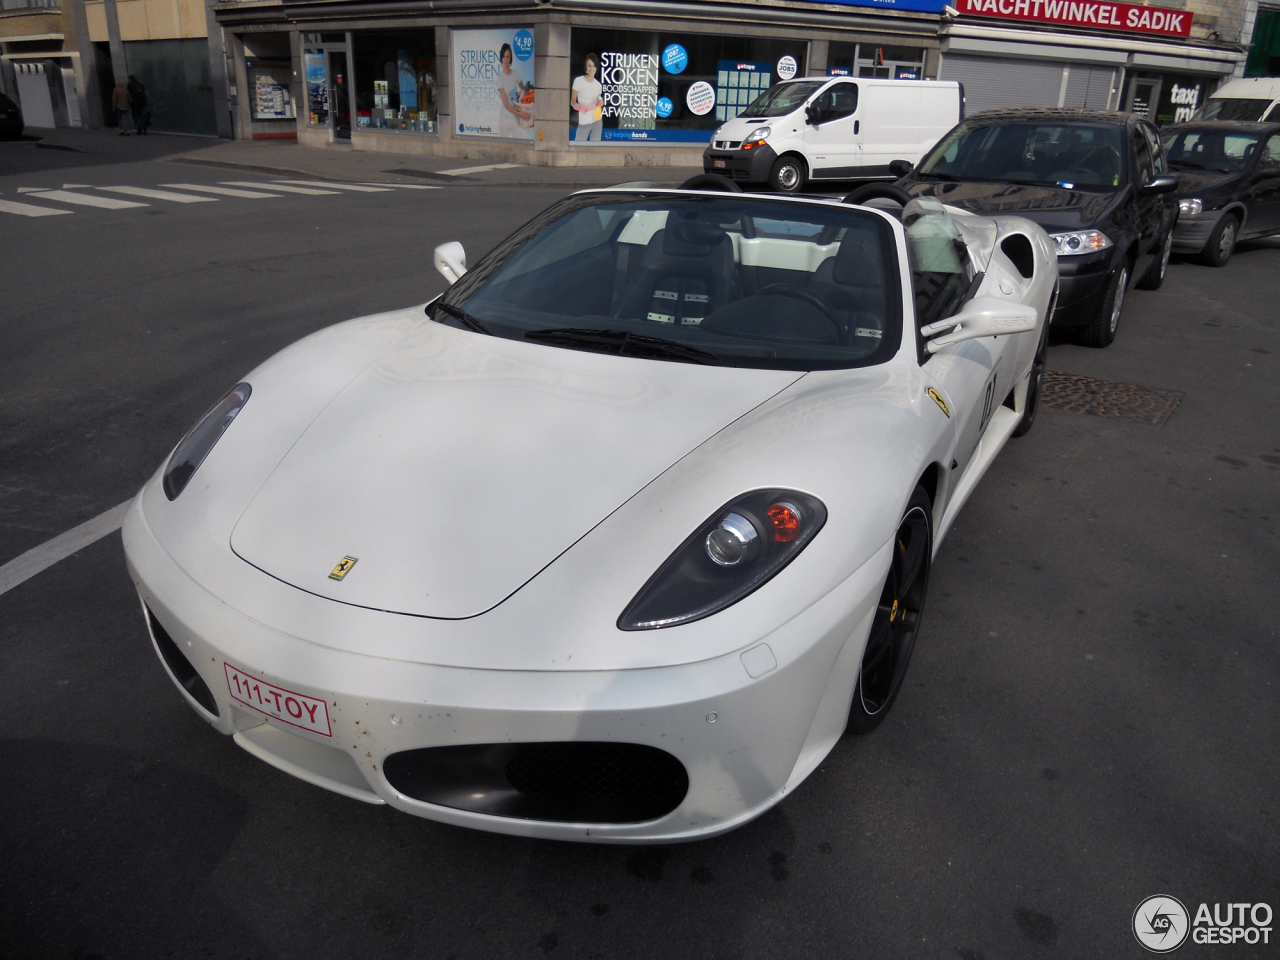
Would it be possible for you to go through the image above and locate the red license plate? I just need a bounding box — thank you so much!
[713,160,726,169]
[224,662,332,737]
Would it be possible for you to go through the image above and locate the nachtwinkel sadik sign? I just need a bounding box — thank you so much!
[954,0,1193,36]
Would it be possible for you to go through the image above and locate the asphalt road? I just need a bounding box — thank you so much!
[2,140,1277,960]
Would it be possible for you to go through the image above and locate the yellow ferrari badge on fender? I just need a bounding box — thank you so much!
[329,556,358,581]
[927,387,951,418]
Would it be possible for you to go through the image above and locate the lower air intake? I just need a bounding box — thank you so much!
[146,606,219,717]
[383,741,689,824]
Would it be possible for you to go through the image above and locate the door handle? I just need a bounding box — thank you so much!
[854,120,860,135]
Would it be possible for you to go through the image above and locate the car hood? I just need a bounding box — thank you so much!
[230,320,801,619]
[905,179,1118,232]
[1170,168,1241,197]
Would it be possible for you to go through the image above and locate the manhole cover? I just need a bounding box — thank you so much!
[1041,371,1182,426]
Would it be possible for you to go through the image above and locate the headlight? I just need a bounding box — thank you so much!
[618,489,826,630]
[162,383,251,500]
[741,126,771,150]
[1048,229,1113,256]
[1179,198,1203,216]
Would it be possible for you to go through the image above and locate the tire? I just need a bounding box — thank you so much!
[1201,213,1238,267]
[1075,263,1127,349]
[1012,312,1050,438]
[846,486,933,735]
[1136,228,1172,290]
[769,155,807,194]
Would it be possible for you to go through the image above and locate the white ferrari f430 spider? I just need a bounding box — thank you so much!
[123,185,1057,842]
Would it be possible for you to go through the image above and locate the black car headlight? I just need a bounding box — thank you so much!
[162,383,251,500]
[619,489,827,631]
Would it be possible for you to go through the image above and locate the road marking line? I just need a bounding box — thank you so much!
[0,199,72,217]
[99,186,217,203]
[272,180,391,192]
[221,180,339,195]
[0,500,131,597]
[359,182,440,190]
[29,190,147,209]
[17,186,45,193]
[161,183,282,198]
[435,163,522,175]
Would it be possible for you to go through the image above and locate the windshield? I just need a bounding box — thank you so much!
[436,193,902,372]
[918,121,1124,189]
[1161,129,1262,173]
[1193,98,1273,122]
[739,81,825,118]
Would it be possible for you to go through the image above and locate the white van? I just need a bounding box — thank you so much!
[1192,77,1280,123]
[702,77,963,193]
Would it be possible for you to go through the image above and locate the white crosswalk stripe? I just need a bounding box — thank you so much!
[29,190,147,209]
[220,180,339,195]
[161,183,283,198]
[360,182,441,190]
[436,162,522,176]
[98,186,217,203]
[274,180,392,192]
[0,198,72,217]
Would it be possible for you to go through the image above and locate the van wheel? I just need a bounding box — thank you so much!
[769,156,807,194]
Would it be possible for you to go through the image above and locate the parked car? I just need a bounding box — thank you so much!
[879,108,1178,348]
[1192,77,1280,124]
[123,184,1057,842]
[0,91,23,140]
[1161,120,1280,266]
[702,77,963,193]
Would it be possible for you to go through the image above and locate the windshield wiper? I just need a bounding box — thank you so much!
[524,327,718,365]
[1168,159,1207,170]
[433,301,492,335]
[917,170,962,181]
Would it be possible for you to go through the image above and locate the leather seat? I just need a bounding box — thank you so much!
[614,218,739,325]
[807,225,888,340]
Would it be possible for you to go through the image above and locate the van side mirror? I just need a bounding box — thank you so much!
[921,296,1038,353]
[888,159,914,178]
[434,241,467,284]
[805,103,821,125]
[1140,175,1179,195]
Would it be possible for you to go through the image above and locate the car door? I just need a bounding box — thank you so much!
[802,81,861,178]
[1129,122,1162,280]
[1245,132,1280,235]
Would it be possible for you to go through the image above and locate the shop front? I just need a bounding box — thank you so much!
[214,0,946,166]
[937,0,1245,122]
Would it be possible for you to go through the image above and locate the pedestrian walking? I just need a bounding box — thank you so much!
[112,79,131,135]
[127,75,149,135]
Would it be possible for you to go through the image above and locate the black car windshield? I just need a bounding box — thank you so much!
[1193,98,1272,122]
[918,121,1124,189]
[739,81,826,118]
[434,193,902,372]
[1162,129,1263,173]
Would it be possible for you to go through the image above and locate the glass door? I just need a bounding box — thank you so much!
[329,50,351,139]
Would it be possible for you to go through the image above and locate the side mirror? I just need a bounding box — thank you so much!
[805,103,821,125]
[888,159,915,178]
[1141,174,1179,195]
[921,296,1038,354]
[433,241,467,284]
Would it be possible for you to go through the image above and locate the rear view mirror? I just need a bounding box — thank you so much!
[1141,175,1179,195]
[434,242,467,284]
[888,159,914,178]
[921,296,1038,353]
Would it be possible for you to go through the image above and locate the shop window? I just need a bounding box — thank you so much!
[1245,9,1280,77]
[568,28,805,143]
[247,60,294,120]
[353,31,437,134]
[828,42,924,80]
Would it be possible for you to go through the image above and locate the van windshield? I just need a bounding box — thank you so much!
[1193,98,1273,121]
[740,81,825,118]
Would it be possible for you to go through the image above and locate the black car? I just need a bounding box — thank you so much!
[0,91,23,140]
[884,109,1179,348]
[1160,121,1280,267]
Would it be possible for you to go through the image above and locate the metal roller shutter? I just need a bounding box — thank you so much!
[1062,64,1118,109]
[939,54,1067,115]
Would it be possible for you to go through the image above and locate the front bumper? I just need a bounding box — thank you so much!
[1049,252,1115,328]
[702,144,777,184]
[1171,209,1226,253]
[123,493,881,843]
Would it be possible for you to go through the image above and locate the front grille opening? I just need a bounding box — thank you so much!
[1000,234,1036,279]
[146,607,219,717]
[384,741,689,824]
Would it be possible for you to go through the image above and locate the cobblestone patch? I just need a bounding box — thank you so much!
[1041,371,1183,426]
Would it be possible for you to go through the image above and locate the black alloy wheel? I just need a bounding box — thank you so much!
[1203,213,1239,267]
[1076,263,1127,349]
[846,486,933,735]
[1137,229,1173,290]
[769,155,807,194]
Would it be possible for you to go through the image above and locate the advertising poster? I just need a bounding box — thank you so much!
[452,27,536,140]
[304,53,328,124]
[569,30,805,144]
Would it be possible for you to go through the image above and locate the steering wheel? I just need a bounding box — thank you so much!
[754,284,843,339]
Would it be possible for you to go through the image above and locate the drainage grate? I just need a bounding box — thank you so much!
[1041,371,1182,426]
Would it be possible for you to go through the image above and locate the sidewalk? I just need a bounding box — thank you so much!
[26,127,705,188]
